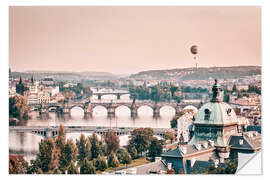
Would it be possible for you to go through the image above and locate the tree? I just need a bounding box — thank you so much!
[169,85,179,98]
[150,86,161,102]
[9,95,30,121]
[36,138,56,173]
[129,146,139,160]
[232,84,237,92]
[55,125,66,150]
[94,155,108,171]
[48,167,62,174]
[9,154,28,174]
[104,131,120,155]
[67,161,79,174]
[223,93,230,103]
[107,153,120,168]
[206,159,238,174]
[170,117,178,128]
[76,134,91,165]
[148,138,163,161]
[27,159,39,174]
[116,148,132,165]
[89,133,101,159]
[128,128,154,156]
[80,159,96,174]
[165,131,175,144]
[59,139,78,171]
[48,144,60,172]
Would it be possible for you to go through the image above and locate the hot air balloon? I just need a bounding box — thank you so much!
[190,45,198,55]
[190,45,199,68]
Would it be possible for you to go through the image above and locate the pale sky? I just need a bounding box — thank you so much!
[9,6,261,74]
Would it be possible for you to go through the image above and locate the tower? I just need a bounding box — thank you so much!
[16,76,25,96]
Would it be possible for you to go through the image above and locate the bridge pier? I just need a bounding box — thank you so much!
[84,106,93,118]
[39,107,48,115]
[153,107,160,118]
[107,107,116,117]
[130,106,138,118]
[175,106,182,115]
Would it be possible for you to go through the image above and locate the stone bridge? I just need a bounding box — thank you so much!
[38,100,203,118]
[92,91,130,100]
[9,126,174,139]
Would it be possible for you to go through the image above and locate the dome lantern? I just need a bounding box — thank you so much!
[211,79,221,102]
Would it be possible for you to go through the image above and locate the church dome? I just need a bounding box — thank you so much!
[194,101,238,125]
[194,79,238,126]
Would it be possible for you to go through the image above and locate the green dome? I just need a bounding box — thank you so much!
[194,101,238,125]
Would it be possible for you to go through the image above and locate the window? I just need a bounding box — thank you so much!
[204,108,211,120]
[227,108,232,116]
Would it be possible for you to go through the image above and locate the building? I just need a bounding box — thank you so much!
[38,92,50,104]
[51,92,65,103]
[27,93,38,105]
[41,77,54,86]
[15,76,25,96]
[161,79,261,174]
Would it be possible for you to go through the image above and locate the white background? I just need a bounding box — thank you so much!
[1,0,269,179]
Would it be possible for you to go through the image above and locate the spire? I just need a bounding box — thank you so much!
[19,75,22,84]
[31,75,34,85]
[211,79,221,102]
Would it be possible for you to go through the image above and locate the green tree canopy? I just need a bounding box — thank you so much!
[104,131,120,155]
[80,159,96,174]
[76,134,91,165]
[59,139,78,171]
[128,146,139,160]
[128,128,154,156]
[116,148,132,165]
[94,156,108,172]
[67,161,79,174]
[148,138,163,161]
[36,138,57,173]
[107,153,120,168]
[89,133,101,159]
[9,95,29,120]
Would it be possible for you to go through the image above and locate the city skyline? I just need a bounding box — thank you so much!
[10,6,261,74]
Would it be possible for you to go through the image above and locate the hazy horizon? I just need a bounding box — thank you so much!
[10,65,261,76]
[10,6,261,74]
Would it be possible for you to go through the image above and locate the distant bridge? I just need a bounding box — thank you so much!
[9,126,174,139]
[37,100,203,118]
[92,91,130,100]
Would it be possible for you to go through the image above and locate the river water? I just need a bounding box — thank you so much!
[9,94,176,162]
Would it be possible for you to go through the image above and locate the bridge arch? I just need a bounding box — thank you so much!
[115,105,131,116]
[183,105,198,113]
[69,104,85,111]
[137,105,154,116]
[70,106,85,118]
[92,105,108,116]
[159,105,176,116]
[45,104,62,112]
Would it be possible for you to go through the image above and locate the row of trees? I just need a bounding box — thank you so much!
[129,85,182,102]
[223,84,261,103]
[181,86,209,94]
[58,82,93,101]
[10,126,166,174]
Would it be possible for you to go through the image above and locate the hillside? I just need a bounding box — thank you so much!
[10,71,119,82]
[129,66,261,80]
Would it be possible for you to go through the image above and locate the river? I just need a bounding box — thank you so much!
[9,94,176,162]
